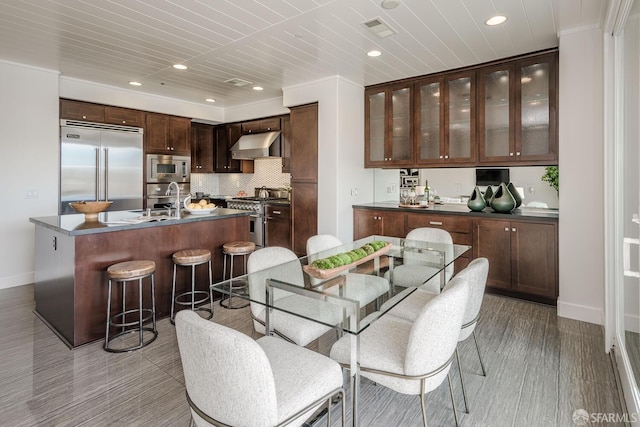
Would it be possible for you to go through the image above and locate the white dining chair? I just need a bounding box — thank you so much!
[306,234,390,308]
[330,275,470,427]
[175,311,345,427]
[247,246,343,347]
[388,227,455,293]
[378,257,490,414]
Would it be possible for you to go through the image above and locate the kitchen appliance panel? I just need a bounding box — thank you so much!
[60,122,143,214]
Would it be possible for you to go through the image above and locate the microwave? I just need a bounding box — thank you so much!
[146,154,190,183]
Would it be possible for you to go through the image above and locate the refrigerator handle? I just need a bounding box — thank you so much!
[95,147,100,201]
[104,147,109,201]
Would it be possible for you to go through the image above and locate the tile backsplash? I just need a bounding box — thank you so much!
[191,158,291,197]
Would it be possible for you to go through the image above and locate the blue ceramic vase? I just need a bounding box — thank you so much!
[467,186,486,212]
[490,183,516,213]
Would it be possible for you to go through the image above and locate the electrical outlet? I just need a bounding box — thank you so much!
[390,183,396,193]
[236,181,240,188]
[527,184,535,194]
[26,190,39,199]
[350,188,358,196]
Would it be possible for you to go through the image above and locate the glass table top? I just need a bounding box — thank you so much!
[211,235,470,335]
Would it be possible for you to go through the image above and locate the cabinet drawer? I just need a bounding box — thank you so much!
[406,213,472,234]
[242,117,281,134]
[105,106,144,127]
[60,99,104,122]
[266,205,290,219]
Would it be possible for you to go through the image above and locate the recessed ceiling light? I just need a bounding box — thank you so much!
[173,64,188,70]
[253,86,263,91]
[205,98,216,103]
[381,0,400,9]
[485,15,507,26]
[128,81,142,86]
[367,50,382,57]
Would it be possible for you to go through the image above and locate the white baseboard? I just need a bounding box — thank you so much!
[0,272,33,290]
[626,314,640,334]
[557,299,604,325]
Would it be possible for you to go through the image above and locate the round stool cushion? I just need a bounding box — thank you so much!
[173,249,212,265]
[107,260,155,280]
[223,241,256,255]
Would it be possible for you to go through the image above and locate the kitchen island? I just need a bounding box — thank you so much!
[30,208,250,347]
[353,202,559,304]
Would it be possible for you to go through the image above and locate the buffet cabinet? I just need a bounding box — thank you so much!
[353,207,558,304]
[364,49,558,168]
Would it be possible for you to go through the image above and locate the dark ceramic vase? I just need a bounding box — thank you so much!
[483,185,494,204]
[507,182,522,208]
[467,186,486,212]
[490,183,516,213]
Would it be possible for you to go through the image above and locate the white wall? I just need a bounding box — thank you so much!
[283,76,373,242]
[0,60,59,289]
[557,28,605,324]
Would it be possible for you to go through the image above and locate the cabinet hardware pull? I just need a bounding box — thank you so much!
[516,152,521,156]
[273,210,281,214]
[510,152,514,156]
[430,221,443,226]
[439,155,443,159]
[444,155,449,159]
[504,227,509,231]
[512,228,517,232]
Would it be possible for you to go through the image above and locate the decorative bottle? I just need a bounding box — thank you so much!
[424,180,430,202]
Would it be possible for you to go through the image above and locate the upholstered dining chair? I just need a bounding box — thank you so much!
[175,311,345,427]
[379,257,490,414]
[330,275,470,427]
[388,227,455,293]
[306,234,390,308]
[247,246,343,347]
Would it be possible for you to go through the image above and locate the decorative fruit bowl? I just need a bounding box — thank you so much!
[69,201,113,221]
[184,196,217,214]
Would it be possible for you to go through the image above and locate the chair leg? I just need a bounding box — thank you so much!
[473,330,487,376]
[447,372,460,427]
[208,260,214,316]
[327,396,332,427]
[455,347,469,414]
[419,379,428,427]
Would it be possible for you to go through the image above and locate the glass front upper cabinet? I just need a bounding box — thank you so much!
[478,64,514,162]
[365,83,414,167]
[444,71,476,164]
[415,76,444,165]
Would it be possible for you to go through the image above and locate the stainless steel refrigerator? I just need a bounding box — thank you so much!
[60,120,143,214]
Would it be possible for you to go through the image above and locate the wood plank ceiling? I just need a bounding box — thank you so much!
[0,0,608,108]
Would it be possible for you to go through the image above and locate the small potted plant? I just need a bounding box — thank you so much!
[541,166,559,193]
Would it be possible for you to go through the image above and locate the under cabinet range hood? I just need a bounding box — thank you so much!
[230,131,281,159]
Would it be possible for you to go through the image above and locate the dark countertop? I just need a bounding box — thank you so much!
[30,208,251,236]
[353,201,559,220]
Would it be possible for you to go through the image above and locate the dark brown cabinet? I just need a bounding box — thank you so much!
[353,209,406,240]
[265,204,291,249]
[473,218,557,301]
[191,123,214,173]
[241,117,281,134]
[145,113,191,155]
[290,103,318,256]
[60,99,144,127]
[478,52,558,164]
[365,82,414,168]
[214,124,253,173]
[281,115,291,173]
[104,106,144,127]
[364,49,558,168]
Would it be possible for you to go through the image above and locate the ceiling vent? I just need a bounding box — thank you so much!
[362,17,398,38]
[223,77,253,87]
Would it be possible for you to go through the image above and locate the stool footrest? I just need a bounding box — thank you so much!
[109,308,154,329]
[104,328,158,353]
[175,290,210,307]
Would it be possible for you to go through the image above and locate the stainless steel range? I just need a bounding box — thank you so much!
[228,196,287,247]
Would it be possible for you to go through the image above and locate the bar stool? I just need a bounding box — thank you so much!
[104,260,157,353]
[171,249,213,324]
[220,241,255,309]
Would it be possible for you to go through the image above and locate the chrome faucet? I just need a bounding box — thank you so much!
[166,182,180,218]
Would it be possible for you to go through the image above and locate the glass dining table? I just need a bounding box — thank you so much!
[211,235,471,427]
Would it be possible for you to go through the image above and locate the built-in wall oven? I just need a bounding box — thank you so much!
[146,154,190,183]
[146,182,191,209]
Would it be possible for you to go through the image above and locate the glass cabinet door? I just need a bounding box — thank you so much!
[365,89,386,165]
[478,65,514,162]
[515,53,558,161]
[445,71,476,164]
[416,77,444,165]
[389,84,413,163]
